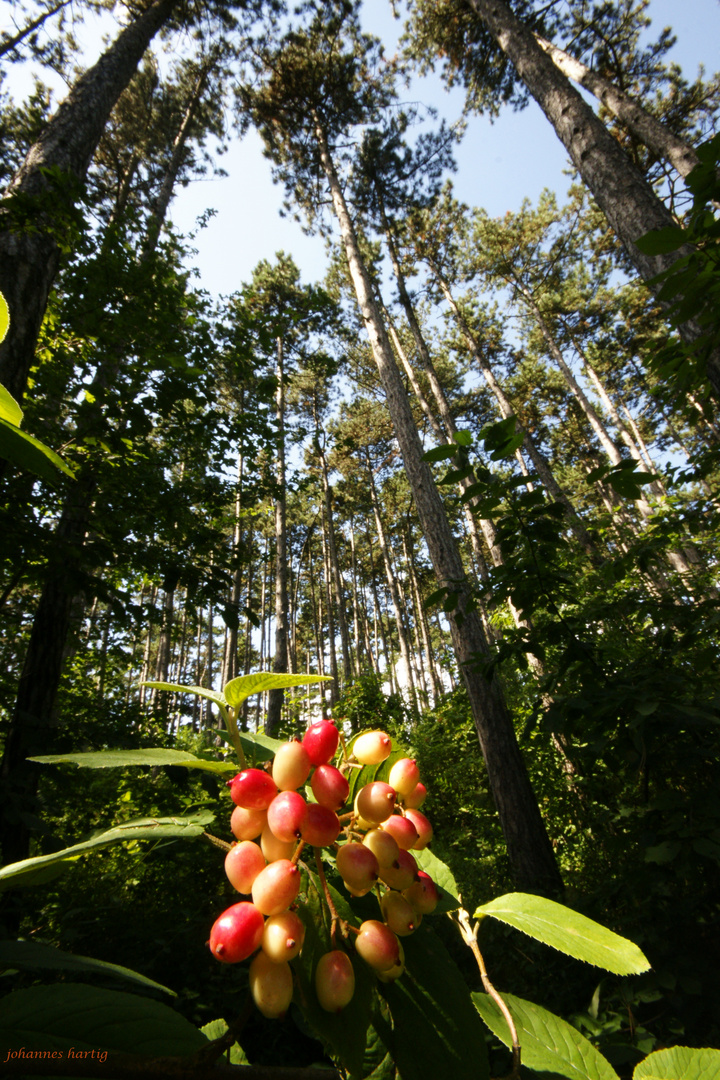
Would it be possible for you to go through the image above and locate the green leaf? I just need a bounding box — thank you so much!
[237,730,285,764]
[453,429,472,446]
[633,1046,720,1080]
[422,443,461,463]
[140,681,228,709]
[473,990,620,1080]
[473,893,650,975]
[0,985,208,1056]
[0,940,175,996]
[0,383,22,426]
[0,417,74,482]
[199,1019,249,1065]
[379,924,489,1080]
[30,748,236,775]
[414,848,461,913]
[223,672,332,708]
[0,289,8,344]
[635,226,686,255]
[0,812,215,890]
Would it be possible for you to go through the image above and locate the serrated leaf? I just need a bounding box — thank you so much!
[0,417,74,482]
[0,941,175,996]
[199,1019,249,1065]
[30,748,236,775]
[0,985,208,1056]
[473,990,620,1080]
[379,924,489,1080]
[474,894,650,975]
[0,813,214,890]
[414,848,461,913]
[223,672,332,708]
[633,1046,720,1080]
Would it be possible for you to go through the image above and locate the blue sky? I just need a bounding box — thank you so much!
[166,0,720,296]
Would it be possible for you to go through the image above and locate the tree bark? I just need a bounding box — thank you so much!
[267,338,289,737]
[0,0,177,403]
[314,114,562,894]
[534,34,701,179]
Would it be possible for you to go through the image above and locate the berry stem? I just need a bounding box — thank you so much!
[202,831,233,853]
[452,907,521,1080]
[314,848,341,946]
[292,840,306,865]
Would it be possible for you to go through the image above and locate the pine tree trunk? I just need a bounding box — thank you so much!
[0,0,177,403]
[267,338,289,737]
[534,35,700,179]
[315,115,562,894]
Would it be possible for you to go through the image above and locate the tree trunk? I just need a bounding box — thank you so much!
[465,0,720,401]
[315,114,562,894]
[0,0,177,403]
[267,338,289,737]
[534,35,701,179]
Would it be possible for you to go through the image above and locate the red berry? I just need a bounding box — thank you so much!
[352,730,392,765]
[230,805,267,841]
[272,739,312,791]
[208,902,264,964]
[355,781,396,824]
[381,890,419,936]
[251,859,301,916]
[228,769,277,810]
[303,720,340,765]
[262,910,305,962]
[301,803,341,847]
[224,841,266,894]
[405,808,433,849]
[403,781,428,809]
[379,849,417,891]
[404,870,439,914]
[388,758,421,797]
[381,814,419,851]
[355,919,401,971]
[336,841,379,894]
[249,952,294,1018]
[315,950,355,1012]
[311,764,349,810]
[267,790,308,843]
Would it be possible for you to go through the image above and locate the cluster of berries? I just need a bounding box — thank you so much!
[207,721,438,1019]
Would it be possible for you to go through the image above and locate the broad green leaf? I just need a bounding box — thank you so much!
[141,681,228,709]
[0,383,21,426]
[473,991,620,1080]
[633,1046,720,1080]
[0,812,214,890]
[0,941,175,996]
[0,290,8,343]
[30,748,236,775]
[0,985,208,1056]
[200,1019,250,1065]
[237,730,285,763]
[635,226,685,255]
[223,672,332,708]
[414,847,461,913]
[379,923,489,1080]
[0,417,74,481]
[453,429,472,446]
[474,894,650,975]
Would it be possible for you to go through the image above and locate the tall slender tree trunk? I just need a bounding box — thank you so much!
[315,115,562,893]
[0,0,178,403]
[267,338,289,737]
